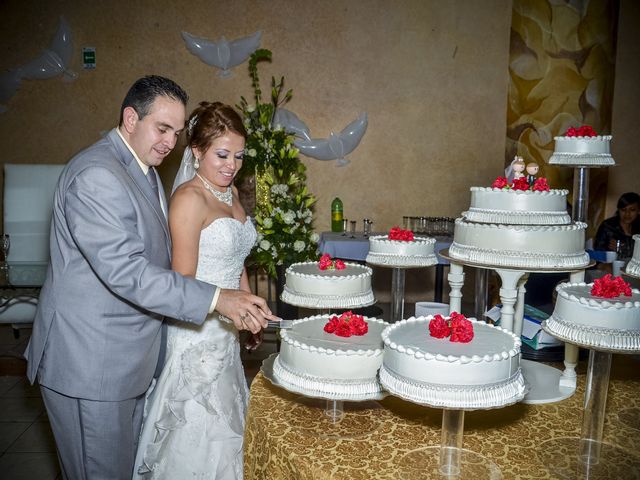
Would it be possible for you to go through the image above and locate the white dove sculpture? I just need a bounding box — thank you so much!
[181,30,261,78]
[276,110,368,167]
[0,16,76,112]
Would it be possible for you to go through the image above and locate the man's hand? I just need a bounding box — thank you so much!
[216,289,278,334]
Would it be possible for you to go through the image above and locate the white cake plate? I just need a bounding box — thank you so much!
[520,359,574,404]
[260,353,387,438]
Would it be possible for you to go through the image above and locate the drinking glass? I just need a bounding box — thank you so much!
[350,220,357,238]
[341,219,349,236]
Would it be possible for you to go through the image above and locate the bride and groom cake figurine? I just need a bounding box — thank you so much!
[508,155,539,187]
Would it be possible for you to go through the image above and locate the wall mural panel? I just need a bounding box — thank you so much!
[507,0,618,239]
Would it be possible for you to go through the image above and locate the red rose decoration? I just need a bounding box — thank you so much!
[591,274,632,299]
[428,314,450,338]
[323,311,369,337]
[565,125,597,137]
[389,226,414,241]
[532,177,550,192]
[318,254,346,271]
[491,176,509,189]
[428,312,474,342]
[449,312,474,343]
[511,177,530,191]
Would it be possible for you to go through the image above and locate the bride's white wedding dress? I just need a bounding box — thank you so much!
[134,217,256,479]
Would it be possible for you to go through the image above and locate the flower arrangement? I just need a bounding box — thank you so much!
[238,50,318,277]
[491,176,550,192]
[565,125,597,137]
[590,274,632,299]
[324,311,368,337]
[428,312,474,343]
[388,227,414,241]
[318,253,346,271]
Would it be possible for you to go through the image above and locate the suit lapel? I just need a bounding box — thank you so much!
[106,130,171,250]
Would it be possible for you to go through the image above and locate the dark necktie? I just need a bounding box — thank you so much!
[147,167,158,193]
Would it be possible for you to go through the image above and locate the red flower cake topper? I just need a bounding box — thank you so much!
[324,311,369,337]
[590,274,632,299]
[532,177,550,192]
[511,177,530,191]
[389,226,414,241]
[491,176,551,192]
[565,125,597,137]
[428,312,474,343]
[491,176,509,189]
[318,253,346,271]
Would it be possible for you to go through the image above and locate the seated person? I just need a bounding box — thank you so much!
[594,192,640,261]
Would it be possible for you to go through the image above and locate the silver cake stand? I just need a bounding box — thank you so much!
[539,318,640,478]
[261,353,387,438]
[380,366,527,479]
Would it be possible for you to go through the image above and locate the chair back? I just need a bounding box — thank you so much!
[3,163,64,262]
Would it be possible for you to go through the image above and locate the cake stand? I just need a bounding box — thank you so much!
[539,324,640,478]
[261,353,387,438]
[440,249,593,404]
[369,261,438,323]
[379,365,526,479]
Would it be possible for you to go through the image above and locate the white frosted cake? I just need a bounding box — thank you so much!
[281,261,375,308]
[625,234,640,278]
[366,235,437,267]
[543,281,640,351]
[273,314,388,398]
[380,316,525,409]
[464,187,571,225]
[549,135,614,166]
[450,218,590,269]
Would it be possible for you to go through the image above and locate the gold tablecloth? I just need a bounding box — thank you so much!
[244,356,640,479]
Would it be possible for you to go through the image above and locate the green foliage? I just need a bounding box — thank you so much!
[237,50,318,277]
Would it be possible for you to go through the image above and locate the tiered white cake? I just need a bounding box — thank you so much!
[273,314,388,397]
[281,261,375,309]
[625,234,640,278]
[543,281,640,351]
[366,235,437,267]
[549,135,614,166]
[379,316,526,409]
[450,185,590,269]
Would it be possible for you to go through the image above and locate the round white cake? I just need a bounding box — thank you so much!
[463,187,571,225]
[625,234,640,278]
[548,135,614,166]
[379,316,525,409]
[543,282,640,351]
[281,261,375,309]
[449,218,590,269]
[273,314,388,398]
[366,235,437,267]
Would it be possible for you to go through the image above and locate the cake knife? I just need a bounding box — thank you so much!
[267,319,295,329]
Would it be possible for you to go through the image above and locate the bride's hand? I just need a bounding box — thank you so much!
[244,329,264,351]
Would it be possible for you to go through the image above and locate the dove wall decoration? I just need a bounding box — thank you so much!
[181,30,261,78]
[273,108,368,166]
[0,16,76,113]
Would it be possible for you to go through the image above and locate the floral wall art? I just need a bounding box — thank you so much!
[507,0,618,239]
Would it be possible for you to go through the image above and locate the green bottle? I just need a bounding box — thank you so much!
[331,197,343,232]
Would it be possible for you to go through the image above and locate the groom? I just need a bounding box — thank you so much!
[26,75,275,479]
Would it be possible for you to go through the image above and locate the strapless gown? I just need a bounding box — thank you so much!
[133,217,257,479]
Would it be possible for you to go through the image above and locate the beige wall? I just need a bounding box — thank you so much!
[0,0,513,234]
[608,0,640,217]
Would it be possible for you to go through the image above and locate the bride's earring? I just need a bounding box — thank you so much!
[194,157,200,169]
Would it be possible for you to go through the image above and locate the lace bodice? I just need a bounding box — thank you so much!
[195,217,257,289]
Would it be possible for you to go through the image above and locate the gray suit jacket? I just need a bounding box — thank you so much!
[26,129,216,401]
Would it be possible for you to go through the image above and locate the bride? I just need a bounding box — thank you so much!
[134,101,260,479]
